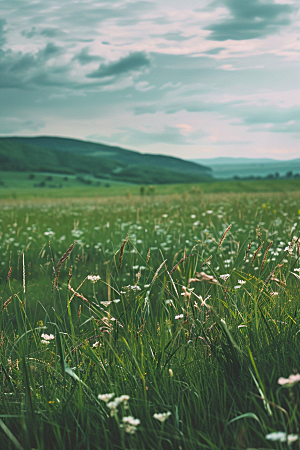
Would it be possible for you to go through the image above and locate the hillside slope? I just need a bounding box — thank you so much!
[0,136,212,184]
[191,157,300,179]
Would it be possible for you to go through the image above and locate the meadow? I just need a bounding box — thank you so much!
[1,186,300,449]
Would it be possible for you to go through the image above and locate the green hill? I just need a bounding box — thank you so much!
[0,136,211,184]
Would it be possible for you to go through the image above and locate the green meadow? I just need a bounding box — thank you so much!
[1,181,300,449]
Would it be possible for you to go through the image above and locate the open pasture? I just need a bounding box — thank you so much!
[1,190,300,449]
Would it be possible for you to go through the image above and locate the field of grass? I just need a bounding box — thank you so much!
[1,171,300,200]
[1,186,300,449]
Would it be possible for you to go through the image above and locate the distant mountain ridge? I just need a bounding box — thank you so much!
[191,157,300,179]
[0,136,211,185]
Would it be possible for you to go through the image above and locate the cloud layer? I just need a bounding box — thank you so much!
[0,0,299,159]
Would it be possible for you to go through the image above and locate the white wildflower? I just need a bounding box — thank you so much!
[153,411,171,423]
[220,274,230,281]
[278,373,300,386]
[100,301,112,307]
[266,431,298,443]
[98,393,115,403]
[87,275,101,282]
[175,314,184,320]
[121,416,140,434]
[41,333,55,341]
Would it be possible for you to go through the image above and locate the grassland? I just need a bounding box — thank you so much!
[1,184,300,449]
[1,171,300,200]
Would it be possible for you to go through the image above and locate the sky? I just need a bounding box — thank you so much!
[0,0,299,160]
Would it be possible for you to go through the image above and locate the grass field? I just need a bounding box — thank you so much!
[1,184,300,449]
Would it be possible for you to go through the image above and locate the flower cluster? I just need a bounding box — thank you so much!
[120,416,141,434]
[87,275,101,282]
[98,393,140,434]
[98,393,130,416]
[278,373,300,386]
[153,411,171,423]
[41,333,55,344]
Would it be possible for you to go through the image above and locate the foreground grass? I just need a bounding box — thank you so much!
[1,190,300,449]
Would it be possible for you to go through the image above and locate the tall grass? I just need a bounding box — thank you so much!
[1,191,300,449]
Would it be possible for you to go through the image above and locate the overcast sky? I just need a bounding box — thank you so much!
[1,0,299,160]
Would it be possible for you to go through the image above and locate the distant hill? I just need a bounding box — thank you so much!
[191,157,300,179]
[0,136,211,185]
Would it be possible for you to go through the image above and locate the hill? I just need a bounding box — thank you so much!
[191,157,300,179]
[0,136,211,184]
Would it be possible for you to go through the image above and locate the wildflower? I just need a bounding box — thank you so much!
[220,274,230,281]
[87,275,101,282]
[278,373,300,386]
[238,279,246,284]
[285,239,295,256]
[126,285,141,291]
[119,395,130,409]
[100,301,112,307]
[169,368,173,377]
[92,341,100,348]
[175,314,184,320]
[265,431,298,443]
[121,416,140,434]
[153,411,171,423]
[234,285,241,289]
[98,393,115,403]
[41,333,55,341]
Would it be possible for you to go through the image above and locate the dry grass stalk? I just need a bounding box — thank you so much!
[244,240,253,263]
[196,271,219,284]
[6,267,12,282]
[167,270,178,297]
[78,305,82,320]
[68,282,89,303]
[261,241,273,272]
[251,242,264,264]
[265,263,284,284]
[151,259,167,284]
[146,248,151,263]
[270,277,286,287]
[218,224,232,250]
[135,268,142,286]
[297,237,300,256]
[202,255,212,267]
[68,266,88,303]
[52,241,77,292]
[0,296,12,314]
[170,254,193,275]
[22,253,25,294]
[119,232,129,269]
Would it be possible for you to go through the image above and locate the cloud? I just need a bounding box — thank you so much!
[0,19,6,47]
[72,47,103,66]
[236,105,300,133]
[21,27,63,39]
[109,124,206,147]
[205,0,295,40]
[205,47,226,54]
[151,31,194,42]
[38,43,63,60]
[0,43,70,89]
[87,52,150,79]
[0,117,45,134]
